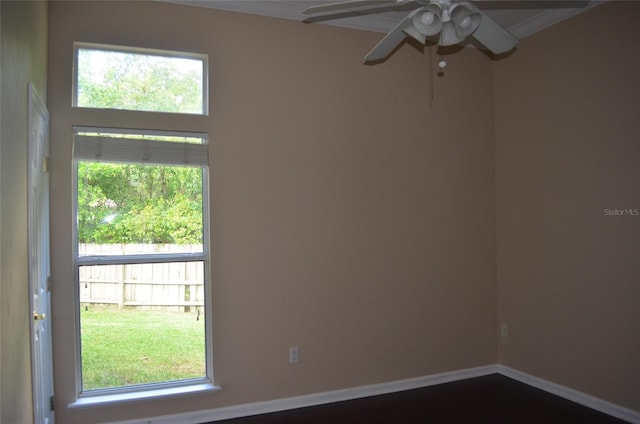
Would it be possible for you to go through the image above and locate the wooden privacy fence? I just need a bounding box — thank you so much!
[79,244,204,312]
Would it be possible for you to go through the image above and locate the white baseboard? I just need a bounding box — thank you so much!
[498,365,640,424]
[112,365,498,424]
[113,364,639,424]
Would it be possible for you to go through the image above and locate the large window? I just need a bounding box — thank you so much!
[71,43,212,399]
[74,128,211,395]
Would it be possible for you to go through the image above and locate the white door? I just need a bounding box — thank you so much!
[28,83,55,424]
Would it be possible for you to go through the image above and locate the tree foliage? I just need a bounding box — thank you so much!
[77,49,203,114]
[78,163,203,244]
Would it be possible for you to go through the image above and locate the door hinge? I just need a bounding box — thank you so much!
[47,276,52,292]
[49,395,55,411]
[43,156,49,173]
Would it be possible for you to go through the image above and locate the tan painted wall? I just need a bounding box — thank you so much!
[48,1,497,423]
[0,1,49,423]
[494,1,640,413]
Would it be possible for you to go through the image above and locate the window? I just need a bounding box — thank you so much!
[73,128,211,395]
[70,43,212,400]
[74,43,207,115]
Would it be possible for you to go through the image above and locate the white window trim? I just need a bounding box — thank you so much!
[72,127,215,401]
[69,383,221,409]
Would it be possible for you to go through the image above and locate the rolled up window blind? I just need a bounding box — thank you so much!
[73,129,208,167]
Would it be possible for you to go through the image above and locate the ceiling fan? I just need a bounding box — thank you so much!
[302,0,520,61]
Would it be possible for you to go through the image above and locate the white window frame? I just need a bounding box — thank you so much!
[73,42,209,116]
[71,127,216,403]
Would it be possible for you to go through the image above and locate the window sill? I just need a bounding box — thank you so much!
[68,383,221,409]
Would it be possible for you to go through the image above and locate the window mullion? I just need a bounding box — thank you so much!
[76,252,207,266]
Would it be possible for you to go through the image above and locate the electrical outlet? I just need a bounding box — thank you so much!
[289,347,300,364]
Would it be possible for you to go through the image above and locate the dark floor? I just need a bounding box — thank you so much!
[206,374,629,424]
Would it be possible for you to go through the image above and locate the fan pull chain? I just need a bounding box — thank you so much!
[428,46,434,109]
[438,55,447,77]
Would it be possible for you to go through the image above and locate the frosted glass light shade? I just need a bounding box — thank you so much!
[450,2,481,38]
[412,4,442,36]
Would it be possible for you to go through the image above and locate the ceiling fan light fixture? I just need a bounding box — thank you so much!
[411,4,442,36]
[450,2,481,38]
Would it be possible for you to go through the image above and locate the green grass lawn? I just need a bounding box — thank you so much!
[80,305,206,391]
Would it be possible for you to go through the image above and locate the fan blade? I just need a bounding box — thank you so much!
[364,13,413,62]
[302,0,396,15]
[472,10,518,54]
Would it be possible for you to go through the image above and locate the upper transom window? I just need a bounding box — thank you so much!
[73,43,207,115]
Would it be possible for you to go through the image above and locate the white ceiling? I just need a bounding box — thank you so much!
[166,0,603,40]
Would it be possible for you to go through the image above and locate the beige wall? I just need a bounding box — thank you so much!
[0,1,49,423]
[494,1,640,413]
[48,1,497,423]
